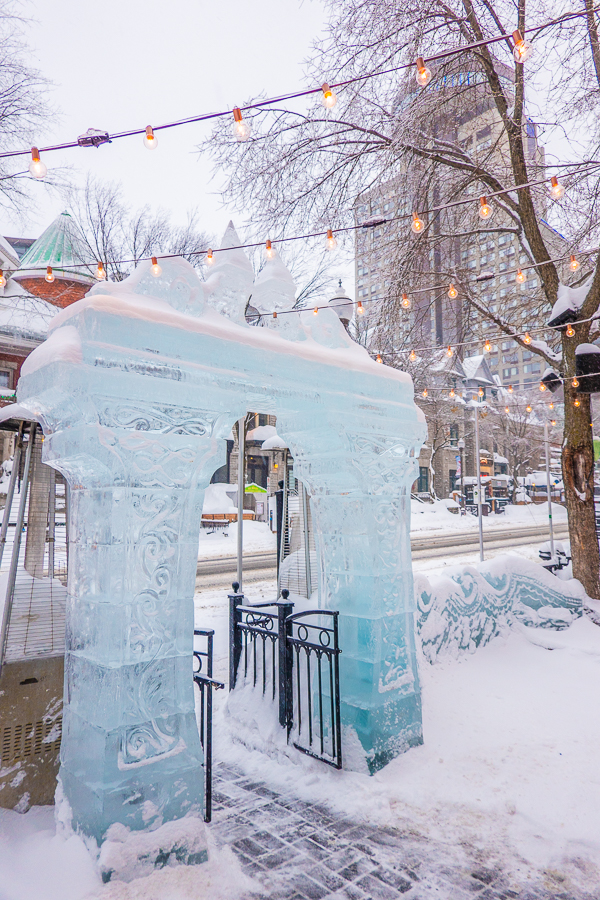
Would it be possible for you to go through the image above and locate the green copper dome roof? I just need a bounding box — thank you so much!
[17,211,94,281]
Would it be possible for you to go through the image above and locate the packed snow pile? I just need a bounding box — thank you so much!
[201,482,237,514]
[415,553,586,662]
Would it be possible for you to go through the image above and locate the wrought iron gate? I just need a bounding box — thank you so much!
[229,584,342,769]
[193,628,224,822]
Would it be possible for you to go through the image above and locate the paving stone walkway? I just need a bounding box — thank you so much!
[208,763,598,900]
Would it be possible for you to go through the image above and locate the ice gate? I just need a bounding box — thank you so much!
[16,236,426,846]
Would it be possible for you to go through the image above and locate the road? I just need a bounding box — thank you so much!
[195,521,568,589]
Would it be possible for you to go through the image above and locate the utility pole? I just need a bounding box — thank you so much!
[544,419,555,560]
[474,399,484,562]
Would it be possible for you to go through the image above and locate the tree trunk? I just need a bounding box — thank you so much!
[562,386,600,599]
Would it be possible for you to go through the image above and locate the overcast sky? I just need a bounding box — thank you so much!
[5,0,350,283]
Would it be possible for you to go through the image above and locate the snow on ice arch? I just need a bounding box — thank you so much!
[15,241,426,855]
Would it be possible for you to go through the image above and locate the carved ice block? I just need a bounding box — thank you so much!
[17,253,426,852]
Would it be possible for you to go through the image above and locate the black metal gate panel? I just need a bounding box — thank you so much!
[229,585,342,769]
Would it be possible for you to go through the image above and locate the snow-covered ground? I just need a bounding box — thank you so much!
[198,520,276,558]
[3,540,598,899]
[410,497,567,534]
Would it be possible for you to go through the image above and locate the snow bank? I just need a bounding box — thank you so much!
[415,554,586,663]
[201,483,237,514]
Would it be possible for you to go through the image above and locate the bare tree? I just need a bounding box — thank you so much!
[64,176,212,281]
[204,0,600,599]
[0,2,51,212]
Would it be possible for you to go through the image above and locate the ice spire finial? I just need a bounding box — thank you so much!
[252,247,296,315]
[203,220,253,323]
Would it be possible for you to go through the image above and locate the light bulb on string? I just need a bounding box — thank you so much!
[505,406,510,414]
[409,349,417,362]
[526,404,532,413]
[0,270,5,288]
[446,345,453,357]
[449,388,455,398]
[143,126,158,149]
[478,387,484,398]
[45,266,54,283]
[313,306,318,316]
[569,255,579,271]
[96,261,105,281]
[479,196,492,219]
[29,147,47,179]
[326,229,337,250]
[549,401,554,410]
[356,300,365,315]
[448,283,458,299]
[523,332,532,344]
[232,107,251,141]
[566,323,575,337]
[376,354,383,364]
[321,83,337,109]
[516,269,526,284]
[265,239,275,260]
[572,377,579,388]
[539,381,546,391]
[150,257,162,277]
[272,311,277,319]
[401,293,411,309]
[512,29,533,63]
[550,175,564,199]
[484,339,492,352]
[415,57,432,87]
[422,387,428,398]
[551,419,557,426]
[206,249,214,265]
[574,398,581,407]
[411,212,424,234]
[508,384,514,393]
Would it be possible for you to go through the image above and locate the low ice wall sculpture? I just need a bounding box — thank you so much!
[416,555,586,663]
[16,223,426,861]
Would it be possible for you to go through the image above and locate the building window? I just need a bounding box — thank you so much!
[449,425,459,446]
[417,467,429,493]
[0,370,10,388]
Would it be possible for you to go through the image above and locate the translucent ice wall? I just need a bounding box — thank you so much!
[16,224,426,845]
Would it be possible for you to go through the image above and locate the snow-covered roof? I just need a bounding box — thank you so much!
[461,354,496,386]
[548,275,592,327]
[0,235,21,269]
[247,424,277,441]
[494,453,508,464]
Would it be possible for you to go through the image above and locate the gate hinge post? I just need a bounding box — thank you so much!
[228,582,244,690]
[277,588,294,734]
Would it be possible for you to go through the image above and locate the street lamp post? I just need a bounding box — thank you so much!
[457,438,465,509]
[474,400,484,562]
[544,419,555,561]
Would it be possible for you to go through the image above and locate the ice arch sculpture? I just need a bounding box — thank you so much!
[16,226,426,848]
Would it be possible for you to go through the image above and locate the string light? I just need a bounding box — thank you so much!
[505,405,510,413]
[526,403,532,413]
[569,254,579,271]
[415,57,432,87]
[446,345,453,357]
[45,266,54,283]
[29,147,47,179]
[326,229,337,250]
[449,387,455,398]
[401,293,411,309]
[151,256,162,277]
[410,349,417,362]
[539,382,546,391]
[273,311,277,319]
[206,249,214,265]
[523,332,532,344]
[549,402,554,410]
[376,354,383,363]
[512,29,533,63]
[572,377,579,387]
[356,300,365,315]
[479,196,492,219]
[574,398,581,407]
[96,261,105,280]
[143,126,158,150]
[321,83,337,108]
[566,323,575,337]
[313,306,318,315]
[516,269,526,284]
[422,387,428,398]
[484,339,492,352]
[478,387,484,397]
[550,175,565,199]
[265,239,275,259]
[551,419,557,426]
[232,107,251,141]
[0,270,5,288]
[508,385,514,393]
[411,212,424,234]
[448,283,458,299]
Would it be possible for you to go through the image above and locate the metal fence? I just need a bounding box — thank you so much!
[193,628,224,822]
